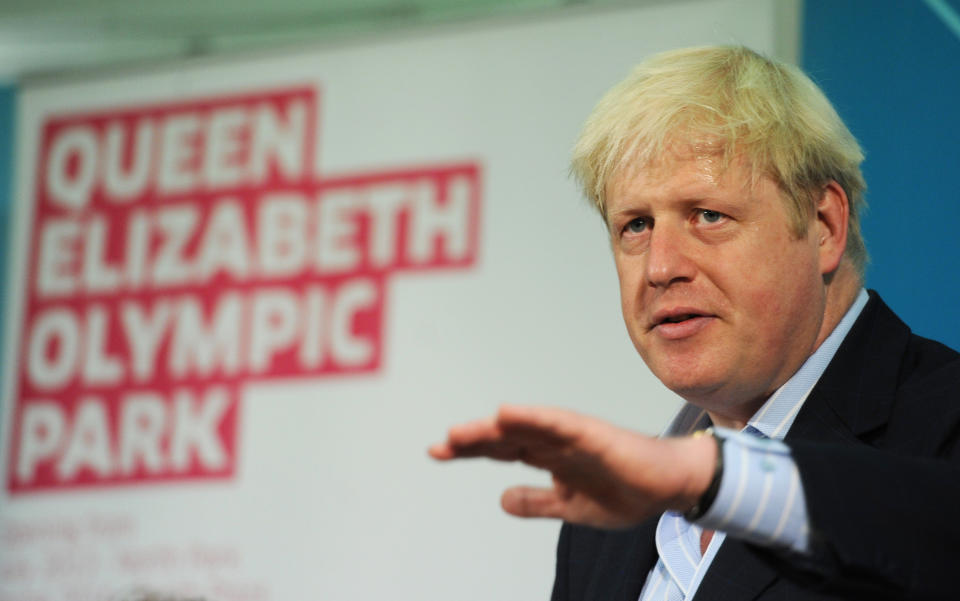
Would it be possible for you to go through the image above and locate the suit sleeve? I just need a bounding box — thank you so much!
[551,523,570,601]
[777,352,960,600]
[785,439,960,600]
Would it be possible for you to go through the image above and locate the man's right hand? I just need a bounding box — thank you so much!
[429,405,717,529]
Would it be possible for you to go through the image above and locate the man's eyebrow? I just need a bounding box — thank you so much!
[605,206,647,226]
[609,193,725,214]
[607,205,646,217]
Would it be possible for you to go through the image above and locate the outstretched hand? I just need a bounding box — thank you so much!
[429,405,716,529]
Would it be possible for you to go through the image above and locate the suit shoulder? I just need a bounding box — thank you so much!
[900,330,960,385]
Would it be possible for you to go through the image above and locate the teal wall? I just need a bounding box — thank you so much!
[803,0,960,350]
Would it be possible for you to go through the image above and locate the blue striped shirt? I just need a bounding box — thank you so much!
[638,289,869,601]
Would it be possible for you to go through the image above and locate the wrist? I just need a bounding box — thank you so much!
[674,429,723,518]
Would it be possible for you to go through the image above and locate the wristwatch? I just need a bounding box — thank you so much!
[683,428,725,521]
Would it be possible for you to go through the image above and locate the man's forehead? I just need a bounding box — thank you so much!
[605,148,758,208]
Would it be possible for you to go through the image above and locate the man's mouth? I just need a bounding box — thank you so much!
[661,314,700,324]
[649,309,715,339]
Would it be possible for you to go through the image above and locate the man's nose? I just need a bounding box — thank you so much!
[645,222,696,287]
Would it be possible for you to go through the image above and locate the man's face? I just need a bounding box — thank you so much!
[606,151,828,423]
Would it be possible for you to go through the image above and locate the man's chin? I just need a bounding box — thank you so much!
[666,381,725,404]
[661,375,771,427]
[655,370,731,407]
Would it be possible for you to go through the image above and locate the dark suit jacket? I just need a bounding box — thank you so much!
[550,292,960,601]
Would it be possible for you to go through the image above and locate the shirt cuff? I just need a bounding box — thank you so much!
[694,427,810,554]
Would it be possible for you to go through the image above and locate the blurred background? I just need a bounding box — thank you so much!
[0,1,957,600]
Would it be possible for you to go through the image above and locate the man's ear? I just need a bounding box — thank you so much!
[815,180,849,275]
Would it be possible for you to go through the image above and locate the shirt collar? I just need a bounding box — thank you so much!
[664,288,870,439]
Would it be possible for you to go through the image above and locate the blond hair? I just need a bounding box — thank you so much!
[571,46,867,275]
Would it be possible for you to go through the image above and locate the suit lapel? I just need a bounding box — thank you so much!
[583,519,659,601]
[788,291,907,443]
[693,540,779,601]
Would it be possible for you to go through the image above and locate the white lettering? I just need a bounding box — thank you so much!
[249,100,306,182]
[120,300,172,382]
[315,190,360,273]
[57,398,113,480]
[119,392,166,475]
[248,289,299,373]
[330,279,377,366]
[124,209,150,288]
[82,216,122,293]
[151,205,197,287]
[410,177,470,263]
[157,113,201,195]
[46,126,98,209]
[27,309,80,390]
[365,184,409,268]
[82,305,123,386]
[258,193,307,277]
[16,402,66,482]
[194,199,251,282]
[204,108,247,187]
[103,120,154,201]
[170,387,229,472]
[37,219,80,297]
[299,286,326,369]
[15,389,232,485]
[169,294,242,378]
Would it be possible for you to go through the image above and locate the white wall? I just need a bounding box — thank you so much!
[1,2,782,599]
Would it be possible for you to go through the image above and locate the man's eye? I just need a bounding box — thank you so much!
[697,210,725,224]
[625,218,648,234]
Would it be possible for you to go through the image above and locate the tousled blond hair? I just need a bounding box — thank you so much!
[571,46,867,275]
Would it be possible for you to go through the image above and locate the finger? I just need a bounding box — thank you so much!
[442,442,523,461]
[432,417,533,461]
[501,486,566,520]
[428,443,455,460]
[496,405,587,445]
[446,417,500,445]
[432,418,502,459]
[433,409,588,464]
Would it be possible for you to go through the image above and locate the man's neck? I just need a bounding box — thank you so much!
[815,264,863,351]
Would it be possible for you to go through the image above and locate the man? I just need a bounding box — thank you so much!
[430,46,960,600]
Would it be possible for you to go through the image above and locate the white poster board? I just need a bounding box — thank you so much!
[1,2,780,599]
